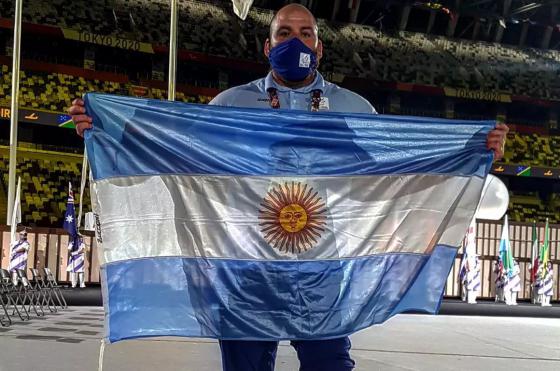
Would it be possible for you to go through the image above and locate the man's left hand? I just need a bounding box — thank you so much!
[486,123,509,161]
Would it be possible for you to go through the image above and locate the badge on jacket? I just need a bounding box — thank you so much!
[319,97,329,110]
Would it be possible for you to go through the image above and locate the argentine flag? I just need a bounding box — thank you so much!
[84,93,494,343]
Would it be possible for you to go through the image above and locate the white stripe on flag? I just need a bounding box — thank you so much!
[93,173,484,264]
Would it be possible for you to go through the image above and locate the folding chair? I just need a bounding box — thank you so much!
[0,279,11,326]
[43,268,68,309]
[16,269,44,317]
[29,268,57,313]
[0,268,29,321]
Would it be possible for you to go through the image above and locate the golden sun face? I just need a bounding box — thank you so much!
[258,182,327,254]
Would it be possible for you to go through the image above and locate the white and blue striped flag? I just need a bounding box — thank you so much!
[84,93,494,342]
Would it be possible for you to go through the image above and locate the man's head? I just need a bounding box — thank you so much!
[266,4,321,51]
[264,4,323,83]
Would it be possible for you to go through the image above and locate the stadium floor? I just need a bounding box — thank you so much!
[0,306,559,371]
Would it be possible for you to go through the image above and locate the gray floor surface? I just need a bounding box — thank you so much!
[1,306,559,371]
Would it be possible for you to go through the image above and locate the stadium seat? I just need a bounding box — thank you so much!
[0,149,90,227]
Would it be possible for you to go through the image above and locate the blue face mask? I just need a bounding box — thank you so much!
[268,37,318,82]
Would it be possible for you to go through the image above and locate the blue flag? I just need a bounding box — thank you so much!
[498,215,514,277]
[84,93,494,343]
[63,182,78,240]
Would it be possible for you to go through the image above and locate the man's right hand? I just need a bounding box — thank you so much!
[68,98,93,137]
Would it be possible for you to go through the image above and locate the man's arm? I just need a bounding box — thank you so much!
[68,98,92,137]
[13,242,30,253]
[487,123,509,161]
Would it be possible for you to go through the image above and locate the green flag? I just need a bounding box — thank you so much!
[539,218,549,277]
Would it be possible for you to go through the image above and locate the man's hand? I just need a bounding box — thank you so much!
[487,122,509,161]
[68,98,93,137]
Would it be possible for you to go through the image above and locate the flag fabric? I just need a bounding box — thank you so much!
[537,264,554,297]
[498,215,514,276]
[530,221,539,283]
[494,257,505,289]
[66,238,86,273]
[84,93,494,343]
[459,255,467,284]
[63,182,78,239]
[539,218,550,278]
[459,219,474,285]
[231,0,254,20]
[462,219,480,292]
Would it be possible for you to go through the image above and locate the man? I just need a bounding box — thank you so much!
[505,260,521,305]
[538,261,554,307]
[464,254,481,304]
[460,220,480,304]
[493,258,505,303]
[69,4,508,370]
[66,234,87,288]
[528,259,540,304]
[9,231,30,285]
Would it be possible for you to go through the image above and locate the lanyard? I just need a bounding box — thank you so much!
[267,88,323,112]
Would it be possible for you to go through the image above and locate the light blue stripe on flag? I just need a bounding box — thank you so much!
[84,93,493,179]
[104,246,456,342]
[84,93,494,343]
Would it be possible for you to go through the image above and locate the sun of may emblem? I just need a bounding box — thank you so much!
[258,182,327,254]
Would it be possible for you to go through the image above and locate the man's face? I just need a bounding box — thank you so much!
[265,7,323,60]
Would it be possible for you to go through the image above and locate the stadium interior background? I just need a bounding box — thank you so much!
[0,0,558,284]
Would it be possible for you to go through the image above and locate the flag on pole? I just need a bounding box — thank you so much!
[63,182,78,239]
[498,215,514,276]
[77,148,89,229]
[539,218,550,278]
[84,93,494,343]
[459,219,476,283]
[10,177,21,242]
[231,0,254,20]
[530,220,539,283]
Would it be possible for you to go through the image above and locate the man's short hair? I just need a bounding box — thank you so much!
[269,4,319,39]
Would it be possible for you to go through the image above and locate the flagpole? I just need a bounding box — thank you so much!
[530,220,536,283]
[6,0,23,225]
[541,218,549,279]
[167,0,178,101]
[10,177,21,242]
[77,148,88,229]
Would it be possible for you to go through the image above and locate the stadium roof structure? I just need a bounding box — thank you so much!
[256,1,560,24]
[329,0,560,49]
[254,1,559,48]
[457,0,559,23]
